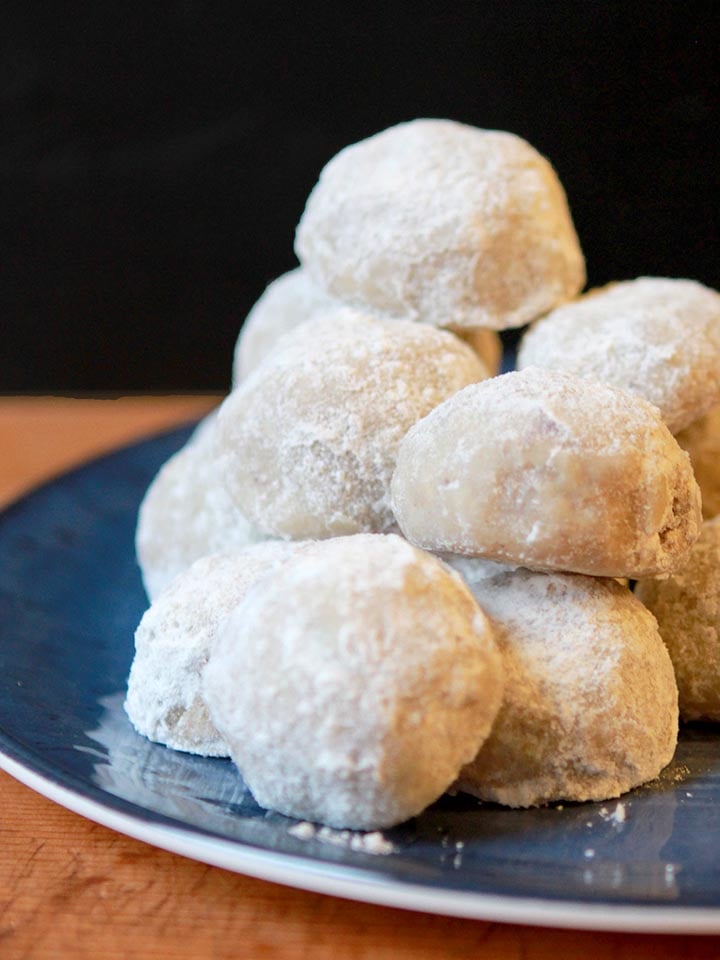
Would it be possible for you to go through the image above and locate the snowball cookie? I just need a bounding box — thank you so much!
[232,268,332,384]
[636,517,720,721]
[391,367,702,578]
[216,309,487,539]
[447,564,678,807]
[295,119,585,332]
[676,404,720,519]
[518,278,720,433]
[232,266,503,385]
[203,534,504,830]
[126,542,307,756]
[136,412,267,600]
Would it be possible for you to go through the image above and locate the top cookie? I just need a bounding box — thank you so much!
[295,119,585,331]
[518,277,720,433]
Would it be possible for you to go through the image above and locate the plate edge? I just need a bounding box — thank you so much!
[2,750,720,935]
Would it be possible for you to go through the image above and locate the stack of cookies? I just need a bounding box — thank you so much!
[127,119,720,831]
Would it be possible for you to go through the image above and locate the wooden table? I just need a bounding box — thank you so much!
[0,396,717,960]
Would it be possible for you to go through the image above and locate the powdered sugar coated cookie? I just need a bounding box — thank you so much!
[391,367,701,578]
[518,277,720,433]
[449,563,678,806]
[126,543,308,756]
[296,119,585,331]
[203,534,504,829]
[217,309,487,539]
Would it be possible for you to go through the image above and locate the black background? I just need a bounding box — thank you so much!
[2,2,718,393]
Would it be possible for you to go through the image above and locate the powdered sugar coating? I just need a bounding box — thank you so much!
[296,119,585,331]
[232,266,503,384]
[136,412,267,600]
[126,543,307,756]
[217,308,487,539]
[232,268,333,384]
[676,404,720,519]
[203,534,504,830]
[391,367,702,578]
[449,564,678,807]
[518,277,720,433]
[636,517,720,721]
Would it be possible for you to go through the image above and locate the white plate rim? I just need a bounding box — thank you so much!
[3,749,720,935]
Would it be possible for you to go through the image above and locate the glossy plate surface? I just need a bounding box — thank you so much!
[1,426,719,933]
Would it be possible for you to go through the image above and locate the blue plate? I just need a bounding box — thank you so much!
[1,426,719,932]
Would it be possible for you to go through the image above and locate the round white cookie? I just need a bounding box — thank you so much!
[296,119,585,331]
[232,266,503,385]
[518,277,720,433]
[126,543,307,756]
[136,411,267,600]
[676,404,720,519]
[391,367,702,578]
[447,563,678,807]
[216,308,487,540]
[636,517,720,721]
[203,534,504,830]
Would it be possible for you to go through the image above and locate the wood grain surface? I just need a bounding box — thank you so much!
[0,396,718,960]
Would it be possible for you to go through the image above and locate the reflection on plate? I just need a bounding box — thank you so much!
[1,425,719,933]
